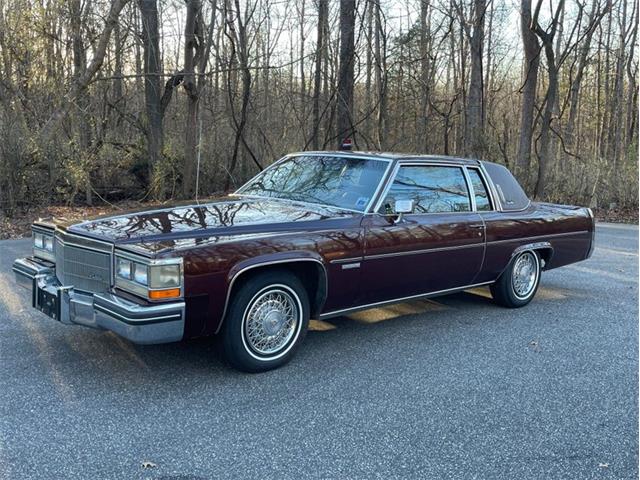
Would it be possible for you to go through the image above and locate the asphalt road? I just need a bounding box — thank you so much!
[0,223,637,480]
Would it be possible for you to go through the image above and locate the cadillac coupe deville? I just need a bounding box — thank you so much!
[13,152,595,371]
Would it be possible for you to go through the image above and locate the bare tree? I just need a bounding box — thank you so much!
[456,0,486,157]
[337,0,356,147]
[530,0,565,198]
[138,0,164,191]
[39,0,130,144]
[419,0,432,152]
[312,0,328,150]
[515,0,540,180]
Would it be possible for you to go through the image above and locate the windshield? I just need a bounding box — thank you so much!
[236,155,389,212]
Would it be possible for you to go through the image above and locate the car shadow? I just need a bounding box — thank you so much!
[7,283,574,397]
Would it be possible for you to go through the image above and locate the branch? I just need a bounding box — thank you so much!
[39,0,130,144]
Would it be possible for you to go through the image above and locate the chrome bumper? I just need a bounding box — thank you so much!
[12,257,185,345]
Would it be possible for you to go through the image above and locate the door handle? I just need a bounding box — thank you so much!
[469,224,484,237]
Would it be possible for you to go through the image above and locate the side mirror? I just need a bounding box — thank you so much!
[393,199,414,223]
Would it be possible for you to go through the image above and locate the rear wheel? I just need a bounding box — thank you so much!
[220,270,309,372]
[490,251,541,308]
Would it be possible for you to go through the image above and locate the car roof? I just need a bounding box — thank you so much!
[291,150,483,166]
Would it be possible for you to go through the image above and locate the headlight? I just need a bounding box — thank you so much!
[116,258,132,279]
[115,254,182,301]
[149,265,180,288]
[116,257,147,285]
[43,235,54,252]
[133,264,148,285]
[33,228,55,260]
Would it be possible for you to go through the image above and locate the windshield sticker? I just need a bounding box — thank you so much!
[355,197,369,209]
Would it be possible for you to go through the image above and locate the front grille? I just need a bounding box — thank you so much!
[54,233,112,293]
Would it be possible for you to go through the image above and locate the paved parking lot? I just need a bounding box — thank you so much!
[0,223,637,479]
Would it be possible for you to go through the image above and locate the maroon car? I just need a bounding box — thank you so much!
[13,152,595,371]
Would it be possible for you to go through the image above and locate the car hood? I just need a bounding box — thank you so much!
[64,196,353,247]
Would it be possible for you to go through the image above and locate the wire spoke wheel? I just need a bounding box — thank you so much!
[511,252,538,299]
[243,287,300,357]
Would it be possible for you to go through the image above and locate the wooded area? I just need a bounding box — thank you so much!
[0,0,637,216]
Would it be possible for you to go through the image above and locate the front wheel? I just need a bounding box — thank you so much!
[220,270,309,372]
[490,251,541,308]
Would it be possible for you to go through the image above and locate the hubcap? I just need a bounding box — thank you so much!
[512,252,538,299]
[243,288,299,356]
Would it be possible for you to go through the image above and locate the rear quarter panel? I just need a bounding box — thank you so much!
[475,202,594,283]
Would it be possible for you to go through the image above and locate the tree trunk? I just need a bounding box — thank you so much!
[564,0,602,148]
[312,0,328,150]
[515,0,540,179]
[336,0,356,148]
[225,0,259,190]
[182,0,204,198]
[420,0,431,152]
[531,0,565,199]
[138,0,164,195]
[71,0,94,205]
[464,0,486,157]
[374,0,387,149]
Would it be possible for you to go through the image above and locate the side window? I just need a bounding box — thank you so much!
[467,169,492,211]
[380,166,471,214]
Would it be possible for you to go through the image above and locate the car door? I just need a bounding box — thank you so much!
[359,163,486,305]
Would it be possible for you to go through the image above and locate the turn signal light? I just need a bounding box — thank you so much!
[149,288,180,300]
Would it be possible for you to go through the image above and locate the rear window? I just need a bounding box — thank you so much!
[481,162,530,211]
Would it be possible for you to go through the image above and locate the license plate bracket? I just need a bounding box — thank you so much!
[36,287,60,321]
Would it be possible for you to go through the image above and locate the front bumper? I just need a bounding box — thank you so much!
[12,257,185,344]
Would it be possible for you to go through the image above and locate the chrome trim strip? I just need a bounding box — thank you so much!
[319,281,495,319]
[55,235,111,255]
[371,160,401,213]
[56,229,114,249]
[332,231,583,264]
[512,241,552,257]
[478,161,504,211]
[32,225,55,234]
[94,304,182,325]
[218,257,329,333]
[33,221,56,231]
[114,249,183,266]
[462,167,477,212]
[330,257,363,264]
[363,242,484,261]
[365,160,396,213]
[465,166,497,212]
[487,230,589,246]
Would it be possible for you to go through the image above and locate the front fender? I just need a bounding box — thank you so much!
[216,251,328,334]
